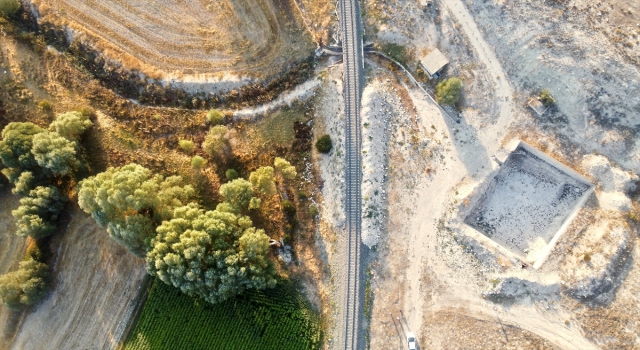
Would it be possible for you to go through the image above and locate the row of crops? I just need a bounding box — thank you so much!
[124,279,322,350]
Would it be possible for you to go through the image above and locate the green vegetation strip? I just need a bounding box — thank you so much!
[125,279,322,350]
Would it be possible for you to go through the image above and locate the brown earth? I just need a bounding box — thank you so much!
[30,0,315,81]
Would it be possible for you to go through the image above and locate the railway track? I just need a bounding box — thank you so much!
[337,0,364,348]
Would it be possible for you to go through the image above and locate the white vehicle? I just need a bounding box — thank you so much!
[406,332,417,350]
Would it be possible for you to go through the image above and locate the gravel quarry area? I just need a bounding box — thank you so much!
[465,142,593,264]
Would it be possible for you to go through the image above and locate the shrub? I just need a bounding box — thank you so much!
[381,42,408,66]
[315,134,332,154]
[0,0,21,17]
[225,168,238,180]
[178,140,195,154]
[249,167,276,195]
[206,109,225,125]
[435,77,463,106]
[274,157,296,181]
[282,200,296,215]
[0,257,48,310]
[540,89,555,106]
[309,205,319,217]
[191,155,206,169]
[202,126,229,158]
[49,111,93,141]
[38,100,53,112]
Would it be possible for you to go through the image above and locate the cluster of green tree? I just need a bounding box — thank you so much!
[78,157,297,304]
[0,254,48,310]
[0,111,92,309]
[0,111,92,239]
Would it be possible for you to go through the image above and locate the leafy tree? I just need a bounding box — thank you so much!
[206,109,224,125]
[249,166,276,196]
[78,164,194,256]
[225,168,238,180]
[219,178,255,213]
[0,0,20,17]
[191,155,206,169]
[540,89,555,106]
[274,157,296,181]
[12,186,66,239]
[31,131,80,176]
[146,203,277,304]
[315,135,332,154]
[202,126,229,158]
[179,140,195,154]
[49,111,93,141]
[12,171,38,196]
[435,77,463,106]
[0,258,48,310]
[0,122,45,177]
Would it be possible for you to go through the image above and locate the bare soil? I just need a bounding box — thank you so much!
[5,207,147,350]
[30,0,315,87]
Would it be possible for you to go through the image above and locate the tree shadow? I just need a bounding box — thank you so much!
[442,110,493,176]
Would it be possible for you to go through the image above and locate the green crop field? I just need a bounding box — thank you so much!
[124,279,322,350]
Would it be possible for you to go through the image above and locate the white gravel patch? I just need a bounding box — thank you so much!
[316,71,346,228]
[360,80,396,247]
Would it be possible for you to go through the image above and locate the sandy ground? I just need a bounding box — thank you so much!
[333,0,640,349]
[4,207,147,350]
[29,0,314,91]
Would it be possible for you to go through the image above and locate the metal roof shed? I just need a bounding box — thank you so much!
[420,49,449,78]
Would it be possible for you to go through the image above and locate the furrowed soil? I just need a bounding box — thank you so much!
[30,0,315,86]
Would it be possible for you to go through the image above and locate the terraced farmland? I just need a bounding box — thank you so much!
[124,279,322,350]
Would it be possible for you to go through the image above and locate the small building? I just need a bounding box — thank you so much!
[420,48,449,78]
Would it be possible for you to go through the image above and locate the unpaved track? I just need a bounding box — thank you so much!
[335,0,364,348]
[443,0,515,145]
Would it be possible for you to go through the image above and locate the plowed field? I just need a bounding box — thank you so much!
[32,0,314,81]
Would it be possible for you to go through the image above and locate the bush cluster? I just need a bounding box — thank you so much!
[0,0,20,17]
[435,77,463,106]
[315,134,332,154]
[540,88,555,106]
